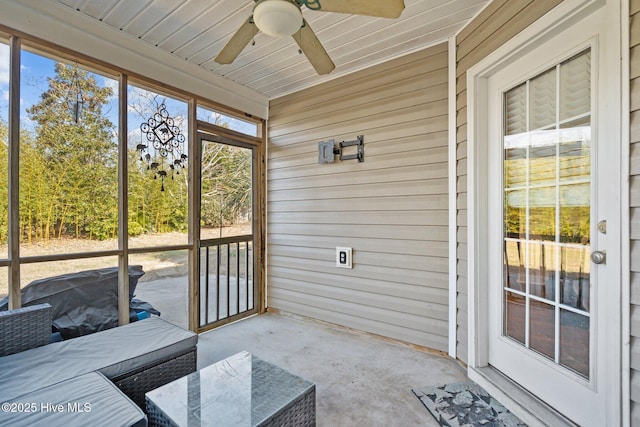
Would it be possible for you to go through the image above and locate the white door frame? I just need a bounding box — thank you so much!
[465,0,627,424]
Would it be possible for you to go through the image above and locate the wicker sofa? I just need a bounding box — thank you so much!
[0,303,197,426]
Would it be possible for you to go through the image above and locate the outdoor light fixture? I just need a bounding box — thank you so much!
[253,0,303,37]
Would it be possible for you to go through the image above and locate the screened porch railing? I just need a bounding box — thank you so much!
[199,234,254,329]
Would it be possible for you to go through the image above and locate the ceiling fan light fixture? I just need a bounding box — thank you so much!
[253,0,303,37]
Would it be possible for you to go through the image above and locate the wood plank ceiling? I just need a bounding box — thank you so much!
[51,0,489,99]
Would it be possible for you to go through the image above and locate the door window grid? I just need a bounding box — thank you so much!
[502,50,591,378]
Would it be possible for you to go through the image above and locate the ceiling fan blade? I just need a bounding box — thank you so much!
[306,0,405,18]
[292,20,335,75]
[215,16,259,64]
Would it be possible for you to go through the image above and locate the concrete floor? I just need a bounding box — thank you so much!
[197,312,468,427]
[135,277,469,425]
[135,276,189,329]
[134,274,253,331]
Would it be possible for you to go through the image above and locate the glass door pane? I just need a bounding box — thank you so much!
[502,49,591,378]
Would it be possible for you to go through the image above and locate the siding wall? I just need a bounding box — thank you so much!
[630,1,640,424]
[267,44,450,351]
[455,0,562,363]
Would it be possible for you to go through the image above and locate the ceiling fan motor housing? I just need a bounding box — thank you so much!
[253,0,303,37]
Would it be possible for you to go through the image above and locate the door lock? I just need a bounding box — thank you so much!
[590,250,606,265]
[597,220,606,234]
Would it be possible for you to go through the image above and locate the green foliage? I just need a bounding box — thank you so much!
[503,154,591,243]
[200,141,252,228]
[127,144,190,235]
[128,221,145,237]
[504,199,590,243]
[20,63,117,242]
[3,63,253,245]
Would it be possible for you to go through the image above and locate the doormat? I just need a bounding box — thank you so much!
[412,382,526,427]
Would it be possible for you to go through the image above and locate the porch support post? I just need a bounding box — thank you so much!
[8,36,20,310]
[117,74,129,325]
[448,36,458,359]
[258,120,267,313]
[187,99,200,332]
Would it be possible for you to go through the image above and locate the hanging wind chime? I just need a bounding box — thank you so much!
[69,67,84,124]
[137,103,187,191]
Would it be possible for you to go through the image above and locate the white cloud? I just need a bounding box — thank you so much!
[20,114,35,132]
[102,77,119,102]
[128,128,143,141]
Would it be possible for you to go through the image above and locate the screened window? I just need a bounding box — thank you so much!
[127,84,189,248]
[197,106,258,137]
[19,49,119,257]
[0,39,9,265]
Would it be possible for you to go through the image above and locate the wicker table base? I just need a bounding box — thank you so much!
[145,351,316,427]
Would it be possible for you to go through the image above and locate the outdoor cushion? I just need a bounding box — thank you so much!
[0,372,146,427]
[0,316,196,403]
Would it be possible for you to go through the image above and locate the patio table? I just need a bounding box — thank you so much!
[145,351,316,427]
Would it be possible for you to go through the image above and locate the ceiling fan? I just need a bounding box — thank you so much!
[214,0,406,75]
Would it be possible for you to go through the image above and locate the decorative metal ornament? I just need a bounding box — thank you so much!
[137,103,187,191]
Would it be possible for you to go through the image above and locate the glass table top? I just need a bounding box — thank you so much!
[145,351,314,426]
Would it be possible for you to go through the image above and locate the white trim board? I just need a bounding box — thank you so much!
[620,0,631,425]
[448,36,457,359]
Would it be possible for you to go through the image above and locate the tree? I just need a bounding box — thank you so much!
[127,89,189,235]
[22,63,117,241]
[200,112,252,229]
[202,143,251,228]
[13,72,252,244]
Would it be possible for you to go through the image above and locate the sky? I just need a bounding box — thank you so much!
[0,41,257,141]
[0,43,8,123]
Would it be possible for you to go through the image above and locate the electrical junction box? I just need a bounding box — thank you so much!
[318,140,335,163]
[336,247,352,268]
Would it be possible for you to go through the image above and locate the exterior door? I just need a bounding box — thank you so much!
[485,7,620,426]
[197,129,259,331]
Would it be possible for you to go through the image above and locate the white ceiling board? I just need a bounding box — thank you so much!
[123,0,186,38]
[26,0,491,100]
[57,0,85,10]
[102,1,153,30]
[78,0,119,21]
[143,0,216,47]
[4,0,269,118]
[161,2,251,54]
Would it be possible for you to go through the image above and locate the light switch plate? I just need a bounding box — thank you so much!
[336,247,352,268]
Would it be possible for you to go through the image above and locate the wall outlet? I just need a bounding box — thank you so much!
[336,247,352,268]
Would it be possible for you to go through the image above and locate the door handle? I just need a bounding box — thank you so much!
[590,251,606,265]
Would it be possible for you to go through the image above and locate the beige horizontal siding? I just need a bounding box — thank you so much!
[267,43,450,351]
[455,0,562,364]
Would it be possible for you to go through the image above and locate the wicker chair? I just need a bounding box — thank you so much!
[0,303,52,357]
